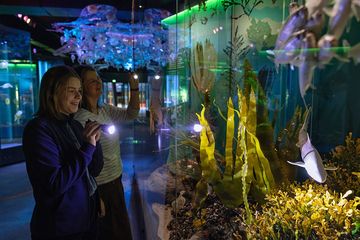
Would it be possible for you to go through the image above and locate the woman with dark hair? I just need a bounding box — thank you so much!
[23,65,103,240]
[74,65,139,240]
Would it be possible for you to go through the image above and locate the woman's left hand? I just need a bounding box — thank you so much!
[83,120,101,146]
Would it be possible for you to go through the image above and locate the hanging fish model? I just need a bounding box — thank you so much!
[298,32,317,98]
[348,42,360,64]
[352,0,360,21]
[305,10,326,38]
[289,2,300,15]
[275,6,308,50]
[291,134,328,183]
[328,0,353,40]
[305,0,330,17]
[272,30,305,70]
[318,34,349,66]
[288,108,327,183]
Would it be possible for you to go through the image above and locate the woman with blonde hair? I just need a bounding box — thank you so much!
[23,65,103,240]
[74,65,139,240]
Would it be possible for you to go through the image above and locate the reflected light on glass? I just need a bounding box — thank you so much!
[154,74,160,80]
[157,134,161,150]
[133,74,139,79]
[0,60,9,69]
[193,124,203,133]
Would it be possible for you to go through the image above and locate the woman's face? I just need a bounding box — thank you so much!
[83,70,102,100]
[58,77,82,115]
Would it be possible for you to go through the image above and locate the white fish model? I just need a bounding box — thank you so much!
[318,34,349,66]
[272,30,305,69]
[298,32,317,98]
[305,10,326,38]
[292,134,328,183]
[353,0,360,21]
[275,6,308,50]
[328,0,353,39]
[288,108,327,183]
[289,2,300,15]
[348,42,360,64]
[0,83,13,89]
[306,0,330,17]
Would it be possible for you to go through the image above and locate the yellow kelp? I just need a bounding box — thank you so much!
[242,89,275,198]
[213,98,244,208]
[196,105,221,184]
[224,98,235,177]
[194,105,221,207]
[195,87,275,212]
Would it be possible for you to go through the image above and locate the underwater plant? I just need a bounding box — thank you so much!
[222,25,249,99]
[247,181,360,239]
[326,132,360,198]
[242,59,294,184]
[194,85,275,223]
[190,39,218,107]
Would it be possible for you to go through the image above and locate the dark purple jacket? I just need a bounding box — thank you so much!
[23,115,103,238]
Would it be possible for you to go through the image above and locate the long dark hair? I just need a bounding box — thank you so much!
[74,65,97,111]
[36,65,80,119]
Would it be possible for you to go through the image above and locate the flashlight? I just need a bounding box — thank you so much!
[86,119,116,135]
[100,124,116,135]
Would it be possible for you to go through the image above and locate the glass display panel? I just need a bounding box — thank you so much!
[142,1,360,239]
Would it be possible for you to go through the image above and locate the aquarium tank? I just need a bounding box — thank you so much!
[125,0,360,239]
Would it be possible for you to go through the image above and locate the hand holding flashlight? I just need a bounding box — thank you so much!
[86,119,116,135]
[84,120,101,145]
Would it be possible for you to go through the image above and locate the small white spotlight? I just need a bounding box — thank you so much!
[133,74,139,79]
[193,124,203,133]
[154,74,160,80]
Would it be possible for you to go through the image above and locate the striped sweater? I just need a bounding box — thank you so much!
[75,101,139,185]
